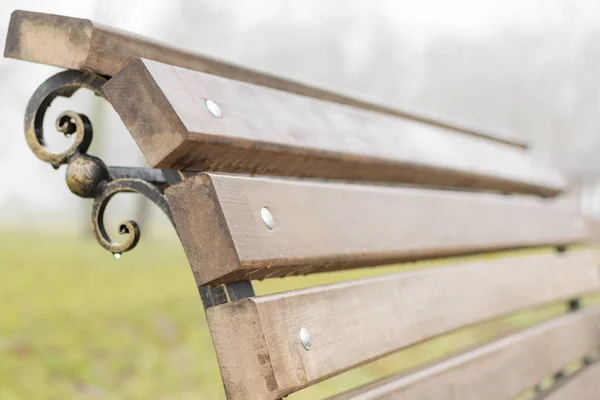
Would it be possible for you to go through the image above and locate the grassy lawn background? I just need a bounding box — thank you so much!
[0,230,595,399]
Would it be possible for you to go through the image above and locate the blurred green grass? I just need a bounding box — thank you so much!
[0,230,595,399]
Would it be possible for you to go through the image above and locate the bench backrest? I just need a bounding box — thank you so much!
[5,9,526,148]
[103,60,596,399]
[6,10,600,400]
[102,58,563,196]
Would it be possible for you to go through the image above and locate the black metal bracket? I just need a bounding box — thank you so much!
[24,69,175,256]
[24,69,254,308]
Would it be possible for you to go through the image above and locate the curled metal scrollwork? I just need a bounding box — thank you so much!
[91,178,174,255]
[25,70,106,168]
[25,70,175,256]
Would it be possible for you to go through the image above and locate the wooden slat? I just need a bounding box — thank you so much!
[206,250,600,400]
[329,305,600,400]
[4,9,527,148]
[539,360,600,400]
[102,58,561,195]
[165,173,586,286]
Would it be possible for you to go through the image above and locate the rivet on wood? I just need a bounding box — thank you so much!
[205,99,223,118]
[299,327,312,351]
[261,207,274,229]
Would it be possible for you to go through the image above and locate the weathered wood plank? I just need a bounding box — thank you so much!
[102,59,562,195]
[165,173,586,286]
[4,9,527,148]
[329,305,600,400]
[206,250,600,399]
[539,360,600,400]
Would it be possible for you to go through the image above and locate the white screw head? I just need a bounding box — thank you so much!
[205,99,223,118]
[261,207,274,230]
[299,327,312,351]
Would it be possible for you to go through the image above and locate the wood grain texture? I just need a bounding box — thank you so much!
[102,59,564,196]
[4,10,527,148]
[165,173,587,286]
[206,250,600,399]
[539,360,600,400]
[329,305,600,400]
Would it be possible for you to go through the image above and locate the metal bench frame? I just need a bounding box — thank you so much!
[24,68,255,309]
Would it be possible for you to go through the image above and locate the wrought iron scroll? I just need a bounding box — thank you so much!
[24,70,173,256]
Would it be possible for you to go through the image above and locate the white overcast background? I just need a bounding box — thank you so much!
[2,0,600,233]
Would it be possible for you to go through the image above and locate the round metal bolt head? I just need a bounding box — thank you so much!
[261,207,274,229]
[205,99,223,118]
[299,327,312,351]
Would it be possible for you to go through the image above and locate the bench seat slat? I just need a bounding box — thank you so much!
[329,305,600,400]
[103,59,561,195]
[206,250,599,399]
[165,173,586,286]
[539,360,600,400]
[5,10,527,148]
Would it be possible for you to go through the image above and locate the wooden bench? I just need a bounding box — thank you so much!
[6,10,600,400]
